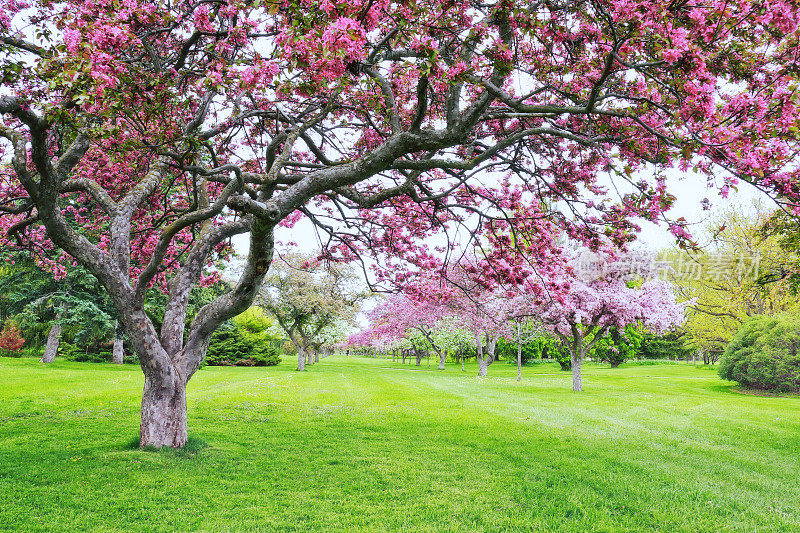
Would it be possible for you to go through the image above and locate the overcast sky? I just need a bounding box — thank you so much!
[233,169,772,261]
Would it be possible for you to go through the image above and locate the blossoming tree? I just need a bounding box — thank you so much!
[256,253,362,371]
[1,1,799,446]
[362,292,455,366]
[538,255,689,391]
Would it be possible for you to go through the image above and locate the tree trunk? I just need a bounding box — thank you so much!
[112,321,124,364]
[438,349,447,370]
[297,348,306,371]
[139,371,188,448]
[415,351,423,366]
[487,337,497,362]
[478,357,488,377]
[392,351,395,362]
[461,354,464,372]
[306,350,312,365]
[314,349,319,363]
[517,340,522,382]
[40,321,62,364]
[571,352,583,392]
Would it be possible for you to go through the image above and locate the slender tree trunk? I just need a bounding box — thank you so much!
[571,351,583,392]
[306,350,312,365]
[415,351,422,366]
[392,350,395,362]
[439,349,447,370]
[517,340,522,382]
[139,368,188,448]
[40,321,62,364]
[314,349,319,363]
[476,332,488,376]
[297,348,306,371]
[112,321,124,364]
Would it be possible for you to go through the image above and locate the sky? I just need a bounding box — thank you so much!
[233,168,774,260]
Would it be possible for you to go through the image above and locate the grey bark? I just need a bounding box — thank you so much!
[476,333,496,377]
[478,357,489,377]
[140,369,188,448]
[571,351,583,392]
[476,333,488,377]
[112,321,124,364]
[41,321,62,363]
[314,349,319,363]
[298,348,306,371]
[517,341,522,382]
[438,349,447,370]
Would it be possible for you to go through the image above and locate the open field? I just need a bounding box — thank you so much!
[1,355,799,532]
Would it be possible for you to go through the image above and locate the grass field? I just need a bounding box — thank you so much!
[1,355,799,532]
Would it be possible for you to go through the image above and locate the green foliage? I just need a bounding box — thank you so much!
[63,301,114,350]
[719,316,800,392]
[592,325,642,368]
[553,342,572,370]
[760,209,800,293]
[232,307,282,345]
[639,329,696,361]
[500,334,567,366]
[0,252,116,352]
[205,321,281,367]
[60,342,112,363]
[669,205,800,356]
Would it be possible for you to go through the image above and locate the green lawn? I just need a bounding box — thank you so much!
[1,355,799,532]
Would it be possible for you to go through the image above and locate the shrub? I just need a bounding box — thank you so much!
[498,336,544,365]
[205,321,281,367]
[0,319,25,356]
[553,344,572,371]
[593,325,642,368]
[500,334,569,367]
[60,342,112,363]
[639,330,695,361]
[719,316,800,393]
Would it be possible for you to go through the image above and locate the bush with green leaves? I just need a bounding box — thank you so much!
[60,342,112,363]
[719,316,800,392]
[639,330,695,361]
[592,325,642,368]
[498,334,570,367]
[494,337,541,365]
[205,320,281,367]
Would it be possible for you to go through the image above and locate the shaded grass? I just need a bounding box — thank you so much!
[1,355,799,532]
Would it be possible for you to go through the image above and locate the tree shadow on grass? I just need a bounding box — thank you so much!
[123,435,209,456]
[706,383,800,398]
